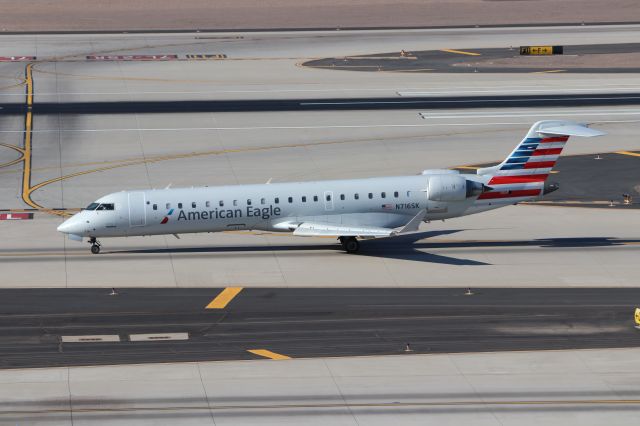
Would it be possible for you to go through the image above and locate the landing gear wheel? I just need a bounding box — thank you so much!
[339,236,360,254]
[88,237,101,254]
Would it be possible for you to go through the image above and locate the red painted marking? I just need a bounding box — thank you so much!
[489,174,548,185]
[0,213,33,220]
[478,189,541,200]
[532,148,563,156]
[524,161,556,169]
[87,55,178,61]
[160,217,169,224]
[0,56,36,62]
[540,137,569,143]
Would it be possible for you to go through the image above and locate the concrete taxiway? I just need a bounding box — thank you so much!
[1,348,639,425]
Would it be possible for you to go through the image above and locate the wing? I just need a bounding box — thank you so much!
[293,222,394,238]
[283,211,427,238]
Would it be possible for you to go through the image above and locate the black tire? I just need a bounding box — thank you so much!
[344,238,360,254]
[90,244,100,254]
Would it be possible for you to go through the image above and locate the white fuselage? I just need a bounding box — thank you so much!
[57,173,512,239]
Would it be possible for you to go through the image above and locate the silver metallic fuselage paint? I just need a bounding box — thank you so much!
[57,173,514,239]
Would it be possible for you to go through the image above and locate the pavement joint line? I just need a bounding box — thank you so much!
[440,48,481,56]
[2,399,640,415]
[205,287,243,309]
[247,349,292,360]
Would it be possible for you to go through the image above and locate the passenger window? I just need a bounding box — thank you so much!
[340,194,345,200]
[153,204,157,210]
[219,200,224,207]
[407,191,411,197]
[166,203,171,209]
[192,202,196,208]
[313,195,318,202]
[302,196,307,202]
[288,197,293,203]
[354,193,359,200]
[206,201,210,208]
[381,192,386,198]
[178,203,183,209]
[233,200,238,206]
[247,199,252,206]
[326,194,332,201]
[275,197,279,204]
[394,191,399,198]
[368,193,373,199]
[261,198,266,205]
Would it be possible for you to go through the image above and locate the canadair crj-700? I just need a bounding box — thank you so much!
[57,120,604,254]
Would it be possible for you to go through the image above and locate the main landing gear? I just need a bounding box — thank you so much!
[339,236,360,254]
[89,237,101,254]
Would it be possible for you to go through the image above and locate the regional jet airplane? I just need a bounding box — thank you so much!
[57,120,603,254]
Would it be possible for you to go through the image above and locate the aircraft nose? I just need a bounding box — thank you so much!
[57,216,81,234]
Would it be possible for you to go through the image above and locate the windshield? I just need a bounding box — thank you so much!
[96,203,115,211]
[85,203,99,210]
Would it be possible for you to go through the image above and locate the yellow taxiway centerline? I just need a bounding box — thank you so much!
[247,349,291,360]
[205,287,243,309]
[440,48,480,56]
[616,151,640,157]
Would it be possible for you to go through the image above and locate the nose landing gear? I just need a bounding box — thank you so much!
[89,237,101,254]
[339,236,360,254]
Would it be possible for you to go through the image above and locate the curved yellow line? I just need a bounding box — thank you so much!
[0,142,25,168]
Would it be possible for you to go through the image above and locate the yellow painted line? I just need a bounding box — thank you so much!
[532,69,567,74]
[247,349,291,360]
[440,49,480,56]
[616,151,640,157]
[205,287,243,309]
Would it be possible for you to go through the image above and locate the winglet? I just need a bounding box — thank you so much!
[394,210,426,235]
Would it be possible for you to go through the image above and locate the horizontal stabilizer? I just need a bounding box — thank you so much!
[538,123,605,137]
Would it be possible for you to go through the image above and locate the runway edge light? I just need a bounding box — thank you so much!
[634,308,640,329]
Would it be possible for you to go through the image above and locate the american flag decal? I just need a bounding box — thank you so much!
[382,203,394,210]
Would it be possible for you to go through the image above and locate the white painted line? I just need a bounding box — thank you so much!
[0,119,638,134]
[397,87,640,96]
[419,110,640,119]
[129,333,189,342]
[61,335,120,343]
[303,96,640,107]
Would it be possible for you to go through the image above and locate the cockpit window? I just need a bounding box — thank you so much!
[96,203,115,211]
[85,203,99,211]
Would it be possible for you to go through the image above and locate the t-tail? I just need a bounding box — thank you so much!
[476,120,605,202]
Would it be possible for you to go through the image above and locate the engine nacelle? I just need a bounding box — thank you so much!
[427,175,485,201]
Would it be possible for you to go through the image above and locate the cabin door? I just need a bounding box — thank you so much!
[128,192,147,227]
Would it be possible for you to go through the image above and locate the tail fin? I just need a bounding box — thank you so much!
[476,120,604,200]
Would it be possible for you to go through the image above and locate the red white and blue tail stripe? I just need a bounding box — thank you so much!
[476,121,604,202]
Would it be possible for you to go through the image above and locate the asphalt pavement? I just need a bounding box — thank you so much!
[1,288,639,369]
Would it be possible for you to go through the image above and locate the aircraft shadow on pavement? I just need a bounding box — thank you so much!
[113,233,640,266]
[114,230,480,265]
